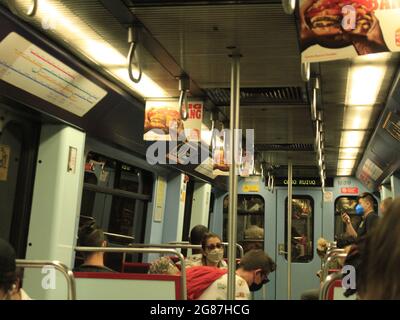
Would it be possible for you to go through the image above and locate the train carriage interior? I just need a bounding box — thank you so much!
[1,0,400,301]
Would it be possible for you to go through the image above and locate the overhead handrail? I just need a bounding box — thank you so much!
[127,25,142,83]
[167,241,244,258]
[321,253,347,281]
[16,259,76,300]
[319,271,343,300]
[75,246,187,300]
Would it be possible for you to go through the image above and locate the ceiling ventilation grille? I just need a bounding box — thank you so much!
[205,87,305,106]
[256,143,313,151]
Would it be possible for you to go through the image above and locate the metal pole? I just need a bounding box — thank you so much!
[227,53,240,300]
[16,260,76,300]
[287,161,293,300]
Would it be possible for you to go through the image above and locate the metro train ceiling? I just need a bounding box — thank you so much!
[3,0,400,179]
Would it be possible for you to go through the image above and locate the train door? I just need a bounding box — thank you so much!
[0,103,39,256]
[275,189,322,300]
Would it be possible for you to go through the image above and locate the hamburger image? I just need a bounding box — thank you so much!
[305,0,343,36]
[145,107,184,135]
[212,149,230,172]
[347,0,373,35]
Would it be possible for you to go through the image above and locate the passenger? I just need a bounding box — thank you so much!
[186,232,227,268]
[148,256,180,275]
[379,197,393,217]
[0,238,31,300]
[186,249,276,300]
[185,224,208,262]
[358,198,400,299]
[74,221,115,272]
[341,192,379,240]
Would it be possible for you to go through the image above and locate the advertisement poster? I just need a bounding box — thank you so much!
[298,0,400,63]
[144,99,203,141]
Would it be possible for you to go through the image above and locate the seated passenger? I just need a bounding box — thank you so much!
[186,249,276,300]
[148,256,180,275]
[74,221,115,272]
[183,224,209,266]
[0,238,31,300]
[186,232,227,268]
[358,197,400,299]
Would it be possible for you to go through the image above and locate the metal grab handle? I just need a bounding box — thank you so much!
[16,259,76,300]
[319,271,343,300]
[7,0,37,17]
[75,246,187,300]
[127,26,142,83]
[321,253,347,281]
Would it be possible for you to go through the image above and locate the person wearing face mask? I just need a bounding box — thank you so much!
[341,192,379,240]
[186,249,276,300]
[0,238,31,300]
[185,232,227,268]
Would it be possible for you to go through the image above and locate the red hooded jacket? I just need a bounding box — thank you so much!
[186,266,228,300]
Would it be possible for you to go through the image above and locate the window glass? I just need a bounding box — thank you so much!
[285,196,314,263]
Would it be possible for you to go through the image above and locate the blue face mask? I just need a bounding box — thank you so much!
[355,204,364,216]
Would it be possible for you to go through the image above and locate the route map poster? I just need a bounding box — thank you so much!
[0,32,107,117]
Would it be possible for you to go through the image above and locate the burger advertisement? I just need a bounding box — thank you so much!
[299,0,400,62]
[144,100,203,141]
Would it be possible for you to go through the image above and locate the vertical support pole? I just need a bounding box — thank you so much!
[227,53,240,300]
[287,161,293,300]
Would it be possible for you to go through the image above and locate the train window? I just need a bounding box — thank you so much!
[223,195,265,254]
[284,196,314,263]
[77,151,153,268]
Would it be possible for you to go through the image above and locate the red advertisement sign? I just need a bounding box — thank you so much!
[341,187,359,194]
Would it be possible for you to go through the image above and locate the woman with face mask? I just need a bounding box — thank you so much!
[200,233,227,268]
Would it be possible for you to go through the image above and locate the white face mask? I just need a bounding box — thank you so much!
[206,249,224,264]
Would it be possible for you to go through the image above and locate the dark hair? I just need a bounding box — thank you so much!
[201,232,222,251]
[78,221,105,258]
[358,192,375,208]
[189,225,209,245]
[239,249,276,274]
[361,198,400,299]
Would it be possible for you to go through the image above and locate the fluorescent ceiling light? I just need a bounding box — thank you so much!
[32,0,167,98]
[337,168,353,176]
[340,131,366,148]
[353,52,392,64]
[346,65,386,106]
[337,159,356,169]
[339,148,360,159]
[343,106,374,130]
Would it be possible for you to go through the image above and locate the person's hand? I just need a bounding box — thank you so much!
[298,0,317,51]
[351,13,388,54]
[341,212,351,225]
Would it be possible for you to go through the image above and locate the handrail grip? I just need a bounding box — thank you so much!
[104,232,135,241]
[167,241,245,258]
[319,271,343,300]
[74,246,187,300]
[322,253,347,281]
[15,259,76,300]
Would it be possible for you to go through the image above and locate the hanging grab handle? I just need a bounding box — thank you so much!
[127,26,142,84]
[178,77,190,121]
